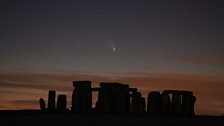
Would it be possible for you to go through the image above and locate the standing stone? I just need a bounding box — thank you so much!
[96,83,110,112]
[182,92,196,116]
[132,92,141,112]
[147,91,161,115]
[97,83,130,113]
[172,93,182,115]
[161,92,172,115]
[48,90,56,111]
[72,81,92,112]
[132,92,145,113]
[114,84,130,113]
[57,95,67,112]
[141,97,146,112]
[97,83,117,112]
[39,98,46,111]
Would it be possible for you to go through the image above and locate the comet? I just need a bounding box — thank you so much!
[112,45,117,52]
[110,40,118,53]
[112,44,119,53]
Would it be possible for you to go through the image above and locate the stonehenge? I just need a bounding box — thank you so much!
[39,81,196,116]
[147,90,196,116]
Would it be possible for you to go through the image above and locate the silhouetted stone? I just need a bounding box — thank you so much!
[48,90,56,111]
[162,90,196,116]
[96,83,110,112]
[161,92,172,115]
[96,83,130,113]
[182,92,196,116]
[114,84,130,113]
[172,93,182,115]
[72,81,92,112]
[92,87,100,91]
[129,88,138,92]
[57,95,67,112]
[39,98,46,111]
[147,91,161,115]
[132,92,145,112]
[38,80,197,116]
[141,97,146,112]
[131,91,140,112]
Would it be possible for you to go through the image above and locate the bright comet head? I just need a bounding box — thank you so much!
[111,41,118,53]
[112,46,116,52]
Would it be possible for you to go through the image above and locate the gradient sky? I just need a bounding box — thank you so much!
[0,0,224,115]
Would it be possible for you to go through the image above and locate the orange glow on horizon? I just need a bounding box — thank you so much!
[0,72,224,116]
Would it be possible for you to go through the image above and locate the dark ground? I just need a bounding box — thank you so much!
[0,110,223,126]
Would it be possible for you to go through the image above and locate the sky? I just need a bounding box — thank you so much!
[0,0,224,115]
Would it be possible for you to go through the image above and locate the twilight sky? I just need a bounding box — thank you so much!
[0,0,224,115]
